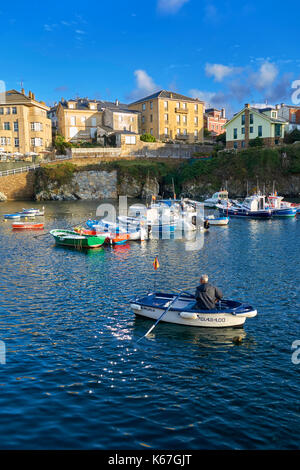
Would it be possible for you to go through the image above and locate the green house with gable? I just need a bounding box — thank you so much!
[224,103,288,149]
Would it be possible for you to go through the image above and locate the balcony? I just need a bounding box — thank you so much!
[176,134,188,140]
[175,107,188,114]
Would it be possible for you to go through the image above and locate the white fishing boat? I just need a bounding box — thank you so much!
[131,292,257,328]
[204,190,229,208]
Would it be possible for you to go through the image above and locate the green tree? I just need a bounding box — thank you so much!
[53,134,72,154]
[216,132,226,144]
[140,133,156,142]
[284,129,300,144]
[249,137,264,147]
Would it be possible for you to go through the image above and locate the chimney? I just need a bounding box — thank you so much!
[245,103,250,108]
[275,104,280,110]
[115,99,119,107]
[170,93,173,99]
[21,88,25,95]
[221,107,226,118]
[32,93,35,100]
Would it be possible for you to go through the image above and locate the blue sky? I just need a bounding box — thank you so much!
[1,0,300,116]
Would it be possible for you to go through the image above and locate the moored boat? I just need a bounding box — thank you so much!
[131,292,257,328]
[217,195,272,219]
[12,222,44,230]
[205,215,229,226]
[50,229,107,249]
[204,190,229,208]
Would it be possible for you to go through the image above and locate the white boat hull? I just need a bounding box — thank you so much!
[131,304,257,328]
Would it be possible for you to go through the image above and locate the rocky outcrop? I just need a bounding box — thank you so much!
[35,170,118,201]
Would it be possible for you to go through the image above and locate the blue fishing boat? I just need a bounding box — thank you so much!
[217,195,272,219]
[131,292,257,328]
[267,194,297,217]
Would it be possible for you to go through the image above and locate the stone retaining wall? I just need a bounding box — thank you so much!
[0,171,35,200]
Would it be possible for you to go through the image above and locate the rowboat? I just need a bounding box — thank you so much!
[21,208,45,216]
[74,226,130,245]
[50,229,107,249]
[4,213,21,219]
[87,219,147,241]
[12,222,44,230]
[131,292,257,328]
[205,215,229,226]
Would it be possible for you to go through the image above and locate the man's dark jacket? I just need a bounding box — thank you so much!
[195,283,223,310]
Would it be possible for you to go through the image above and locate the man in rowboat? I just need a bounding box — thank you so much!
[195,275,223,310]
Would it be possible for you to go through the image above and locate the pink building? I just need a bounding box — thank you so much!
[204,108,227,135]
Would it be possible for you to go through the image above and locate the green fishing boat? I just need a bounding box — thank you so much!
[50,229,107,249]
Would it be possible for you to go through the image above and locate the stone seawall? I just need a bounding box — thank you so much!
[35,170,118,201]
[0,171,35,200]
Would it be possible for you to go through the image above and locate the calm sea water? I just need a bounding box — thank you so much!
[0,200,299,450]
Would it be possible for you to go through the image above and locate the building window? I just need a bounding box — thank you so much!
[194,130,198,138]
[182,103,187,109]
[234,142,238,149]
[272,111,277,118]
[164,127,168,135]
[4,122,10,130]
[183,129,187,135]
[194,117,198,125]
[142,103,146,111]
[183,116,187,125]
[0,108,3,115]
[194,104,198,112]
[164,101,168,110]
[6,108,10,115]
[150,128,153,135]
[241,127,245,134]
[6,137,10,145]
[241,141,245,148]
[91,117,96,126]
[81,117,86,123]
[241,114,245,125]
[250,126,253,133]
[250,114,253,124]
[177,128,180,135]
[176,102,180,109]
[258,125,262,137]
[0,137,6,145]
[125,135,136,144]
[164,113,168,122]
[275,124,281,137]
[233,128,237,139]
[14,122,18,132]
[176,115,180,124]
[70,116,76,126]
[150,101,153,109]
[31,122,43,131]
[12,107,17,114]
[14,138,19,147]
[150,114,153,122]
[142,116,145,124]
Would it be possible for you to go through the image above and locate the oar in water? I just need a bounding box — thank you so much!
[137,291,183,343]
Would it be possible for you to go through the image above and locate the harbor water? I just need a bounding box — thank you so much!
[0,200,299,449]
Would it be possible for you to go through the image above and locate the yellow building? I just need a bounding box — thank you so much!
[0,89,52,156]
[55,98,139,143]
[128,90,204,143]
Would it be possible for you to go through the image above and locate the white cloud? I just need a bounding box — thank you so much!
[128,70,160,101]
[189,89,218,106]
[252,62,278,90]
[205,63,240,82]
[157,0,189,14]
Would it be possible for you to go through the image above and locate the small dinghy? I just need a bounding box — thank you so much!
[12,222,44,230]
[205,215,229,226]
[74,226,130,245]
[131,292,257,328]
[50,229,107,249]
[4,213,21,219]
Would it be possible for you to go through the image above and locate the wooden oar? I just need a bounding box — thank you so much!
[137,291,182,343]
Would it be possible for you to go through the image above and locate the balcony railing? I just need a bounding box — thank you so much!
[175,108,188,114]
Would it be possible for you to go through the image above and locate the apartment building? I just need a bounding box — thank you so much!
[128,90,204,143]
[276,103,300,132]
[204,108,227,135]
[0,89,51,155]
[225,103,288,149]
